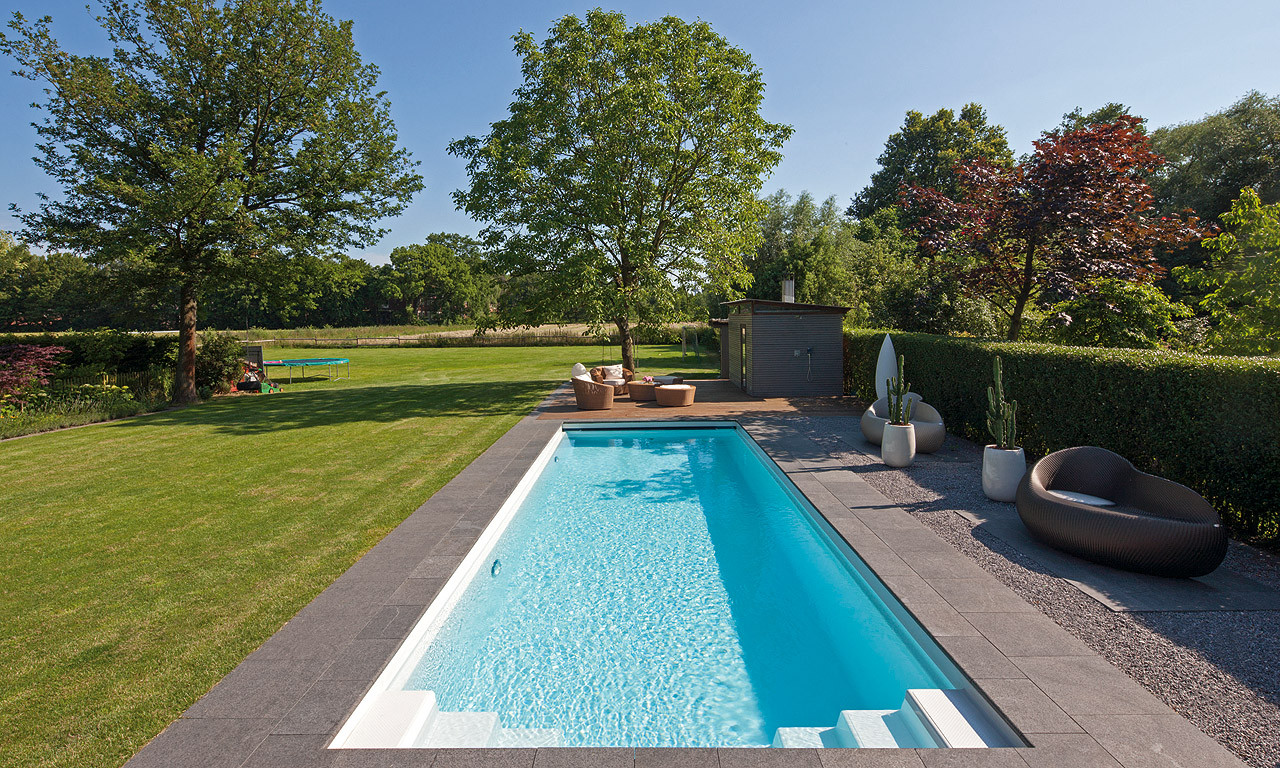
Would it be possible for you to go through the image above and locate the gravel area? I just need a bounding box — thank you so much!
[796,416,1280,768]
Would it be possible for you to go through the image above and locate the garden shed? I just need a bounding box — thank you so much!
[718,299,849,397]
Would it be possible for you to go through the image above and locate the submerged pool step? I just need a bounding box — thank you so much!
[770,689,1019,749]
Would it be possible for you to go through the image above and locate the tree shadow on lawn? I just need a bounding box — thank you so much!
[117,379,559,435]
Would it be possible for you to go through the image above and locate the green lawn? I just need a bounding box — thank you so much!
[0,345,719,768]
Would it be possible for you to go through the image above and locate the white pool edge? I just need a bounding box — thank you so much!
[328,426,567,749]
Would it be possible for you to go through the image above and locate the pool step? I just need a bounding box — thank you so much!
[769,689,1018,749]
[421,711,501,747]
[491,727,565,747]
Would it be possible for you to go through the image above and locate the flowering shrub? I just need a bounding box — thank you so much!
[0,344,67,404]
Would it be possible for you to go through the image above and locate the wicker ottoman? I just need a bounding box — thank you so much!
[628,381,658,401]
[655,384,695,407]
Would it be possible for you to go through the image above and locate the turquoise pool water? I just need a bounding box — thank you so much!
[400,425,958,747]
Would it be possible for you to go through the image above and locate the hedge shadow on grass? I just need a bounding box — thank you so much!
[112,380,559,435]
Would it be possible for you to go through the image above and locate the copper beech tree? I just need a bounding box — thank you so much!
[902,115,1209,340]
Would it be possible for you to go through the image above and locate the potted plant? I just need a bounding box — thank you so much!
[881,354,916,468]
[981,356,1025,502]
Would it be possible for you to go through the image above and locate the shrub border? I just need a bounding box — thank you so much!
[845,329,1280,544]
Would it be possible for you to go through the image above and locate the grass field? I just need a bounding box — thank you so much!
[0,345,719,768]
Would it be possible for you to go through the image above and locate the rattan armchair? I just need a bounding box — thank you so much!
[1016,446,1228,577]
[571,377,614,410]
[589,366,633,395]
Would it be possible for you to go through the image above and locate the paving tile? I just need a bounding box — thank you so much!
[915,748,1029,767]
[301,576,409,617]
[717,748,822,768]
[924,579,1037,614]
[387,577,447,606]
[974,679,1081,735]
[432,748,536,768]
[878,572,948,609]
[962,613,1093,658]
[897,552,989,581]
[330,748,440,767]
[122,717,274,768]
[1075,714,1248,767]
[935,635,1026,679]
[184,657,321,719]
[1016,733,1120,768]
[533,747,635,768]
[430,533,483,557]
[848,546,917,577]
[411,555,466,579]
[357,604,427,641]
[240,733,337,767]
[1011,657,1169,716]
[320,638,401,682]
[902,601,982,637]
[634,747,719,768]
[274,678,368,735]
[250,614,366,660]
[816,749,927,768]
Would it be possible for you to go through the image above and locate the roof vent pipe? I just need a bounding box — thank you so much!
[782,278,795,303]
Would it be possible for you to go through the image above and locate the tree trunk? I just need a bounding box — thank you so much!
[1006,248,1037,341]
[175,281,200,404]
[616,318,636,373]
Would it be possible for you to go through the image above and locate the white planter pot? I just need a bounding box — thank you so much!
[881,423,916,467]
[982,445,1026,502]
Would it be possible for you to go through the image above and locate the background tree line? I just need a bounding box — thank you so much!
[738,91,1280,355]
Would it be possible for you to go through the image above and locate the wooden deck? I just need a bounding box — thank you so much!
[538,378,864,420]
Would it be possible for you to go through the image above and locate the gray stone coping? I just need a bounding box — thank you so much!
[124,407,1247,768]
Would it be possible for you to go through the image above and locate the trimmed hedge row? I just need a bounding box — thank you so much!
[0,329,178,374]
[844,330,1280,545]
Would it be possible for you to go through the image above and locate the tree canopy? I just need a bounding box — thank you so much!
[1178,188,1280,355]
[449,9,791,371]
[849,103,1012,220]
[1151,91,1280,223]
[904,116,1208,340]
[1057,103,1144,134]
[0,0,421,401]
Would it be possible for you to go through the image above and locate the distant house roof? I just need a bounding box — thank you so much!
[720,298,850,315]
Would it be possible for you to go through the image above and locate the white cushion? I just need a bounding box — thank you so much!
[572,373,593,382]
[1049,490,1115,507]
[604,364,624,380]
[571,363,588,377]
[603,378,625,387]
[660,384,692,390]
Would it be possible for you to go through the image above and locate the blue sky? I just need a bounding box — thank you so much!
[2,0,1278,264]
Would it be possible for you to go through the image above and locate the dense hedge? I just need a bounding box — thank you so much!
[845,329,1280,544]
[0,329,178,374]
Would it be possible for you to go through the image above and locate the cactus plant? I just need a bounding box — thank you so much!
[886,354,914,426]
[986,356,1019,449]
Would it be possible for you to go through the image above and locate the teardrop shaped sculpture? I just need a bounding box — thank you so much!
[874,333,897,401]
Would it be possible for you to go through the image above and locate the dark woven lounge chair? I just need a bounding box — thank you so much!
[1016,446,1228,577]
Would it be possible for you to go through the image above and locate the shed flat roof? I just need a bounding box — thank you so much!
[721,298,850,314]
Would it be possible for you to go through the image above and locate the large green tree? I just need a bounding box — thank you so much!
[849,103,1012,220]
[1,0,421,401]
[449,10,791,371]
[1151,91,1280,223]
[1178,188,1280,354]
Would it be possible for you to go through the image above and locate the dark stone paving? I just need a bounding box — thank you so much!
[124,395,1251,768]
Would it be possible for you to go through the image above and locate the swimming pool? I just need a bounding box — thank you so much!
[331,422,1019,749]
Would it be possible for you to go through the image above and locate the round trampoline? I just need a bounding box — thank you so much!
[263,357,350,383]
